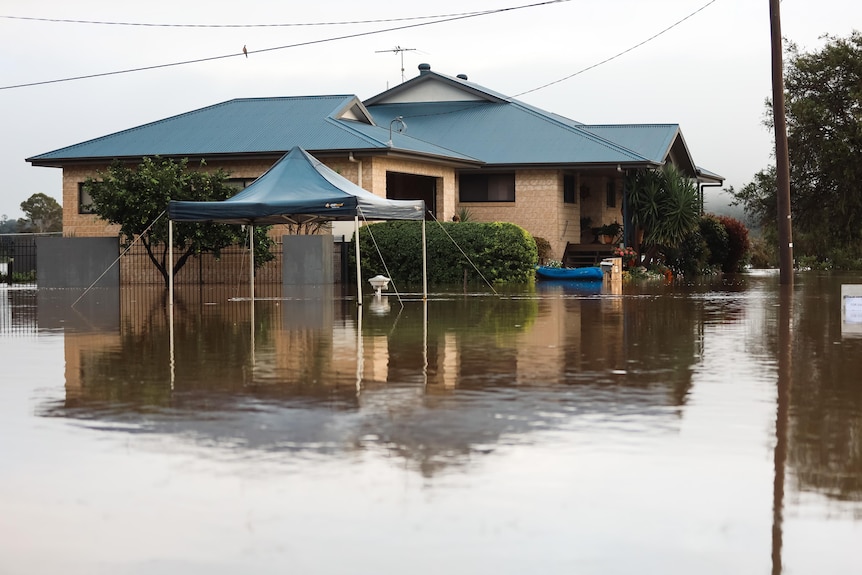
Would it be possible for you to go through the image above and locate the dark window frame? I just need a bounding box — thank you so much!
[606,180,617,208]
[458,173,516,203]
[563,174,577,204]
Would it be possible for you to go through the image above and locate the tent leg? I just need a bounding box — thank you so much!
[354,216,362,306]
[168,220,174,308]
[249,225,255,300]
[422,217,428,301]
[169,219,175,389]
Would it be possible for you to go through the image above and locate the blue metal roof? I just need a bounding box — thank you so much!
[28,96,477,165]
[365,101,654,166]
[28,68,707,174]
[577,124,680,164]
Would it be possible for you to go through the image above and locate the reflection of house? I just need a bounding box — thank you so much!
[53,289,690,477]
[28,63,722,261]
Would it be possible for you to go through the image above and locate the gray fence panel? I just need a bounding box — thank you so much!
[36,236,120,288]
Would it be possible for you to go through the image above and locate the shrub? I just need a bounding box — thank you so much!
[748,236,776,268]
[717,215,751,272]
[666,228,709,277]
[533,236,552,263]
[353,221,538,285]
[699,215,730,269]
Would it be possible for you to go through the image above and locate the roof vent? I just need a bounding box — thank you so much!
[456,74,468,81]
[418,63,431,75]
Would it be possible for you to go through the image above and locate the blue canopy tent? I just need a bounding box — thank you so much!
[166,146,427,306]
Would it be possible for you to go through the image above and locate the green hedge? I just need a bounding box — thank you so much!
[352,221,538,285]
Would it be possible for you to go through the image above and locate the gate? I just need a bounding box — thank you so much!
[0,233,54,287]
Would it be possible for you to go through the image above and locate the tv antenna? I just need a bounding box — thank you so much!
[375,45,417,83]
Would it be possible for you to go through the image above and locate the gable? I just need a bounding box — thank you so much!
[333,97,376,124]
[373,81,487,104]
[364,64,508,106]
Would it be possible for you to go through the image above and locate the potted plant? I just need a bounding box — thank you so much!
[598,221,622,244]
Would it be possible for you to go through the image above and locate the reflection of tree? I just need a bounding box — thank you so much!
[785,275,862,501]
[750,274,862,502]
[597,290,707,406]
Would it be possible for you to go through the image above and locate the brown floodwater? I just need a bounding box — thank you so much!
[1,271,861,574]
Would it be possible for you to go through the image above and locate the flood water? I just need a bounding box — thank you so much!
[2,272,861,574]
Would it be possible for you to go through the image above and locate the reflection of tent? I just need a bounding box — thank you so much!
[166,146,428,303]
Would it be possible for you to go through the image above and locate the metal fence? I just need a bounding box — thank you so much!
[0,288,38,336]
[0,233,59,287]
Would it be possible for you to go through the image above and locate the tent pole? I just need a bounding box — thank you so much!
[354,216,362,306]
[168,219,175,390]
[168,220,174,308]
[422,216,428,301]
[249,224,255,301]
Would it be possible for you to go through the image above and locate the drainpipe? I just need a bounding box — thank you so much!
[348,152,362,188]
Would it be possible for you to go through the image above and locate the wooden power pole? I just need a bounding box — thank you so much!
[769,0,794,286]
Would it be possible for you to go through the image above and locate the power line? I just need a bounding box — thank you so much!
[514,0,719,97]
[0,0,570,91]
[0,10,490,28]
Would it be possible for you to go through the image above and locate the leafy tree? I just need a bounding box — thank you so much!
[84,157,273,288]
[783,32,862,247]
[18,193,62,232]
[729,167,778,235]
[0,214,18,233]
[733,32,862,264]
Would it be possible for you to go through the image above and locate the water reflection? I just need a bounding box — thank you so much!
[35,282,706,477]
[7,274,862,572]
[28,276,862,491]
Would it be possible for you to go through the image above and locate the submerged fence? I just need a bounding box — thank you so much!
[0,233,59,287]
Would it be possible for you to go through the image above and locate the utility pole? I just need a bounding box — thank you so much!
[375,45,417,83]
[769,0,794,286]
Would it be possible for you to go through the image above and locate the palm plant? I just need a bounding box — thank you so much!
[625,165,700,267]
[651,164,700,247]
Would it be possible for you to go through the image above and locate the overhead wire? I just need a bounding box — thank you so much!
[0,0,571,91]
[0,10,492,28]
[514,0,719,97]
[2,0,721,100]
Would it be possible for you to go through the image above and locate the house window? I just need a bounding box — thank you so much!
[78,183,95,214]
[606,180,617,208]
[563,174,577,204]
[459,173,515,202]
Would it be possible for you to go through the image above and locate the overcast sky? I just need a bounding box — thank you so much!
[2,0,860,220]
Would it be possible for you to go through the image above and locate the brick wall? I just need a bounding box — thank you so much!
[58,158,623,275]
[458,170,583,260]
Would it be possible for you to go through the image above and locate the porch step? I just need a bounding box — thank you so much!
[562,242,614,268]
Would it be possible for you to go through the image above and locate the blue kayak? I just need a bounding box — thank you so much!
[535,266,604,281]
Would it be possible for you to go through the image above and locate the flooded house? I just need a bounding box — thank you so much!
[27,63,722,283]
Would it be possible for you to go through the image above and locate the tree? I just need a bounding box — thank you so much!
[625,164,701,266]
[733,32,862,262]
[84,157,274,288]
[18,193,62,232]
[784,32,862,247]
[0,214,18,234]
